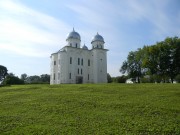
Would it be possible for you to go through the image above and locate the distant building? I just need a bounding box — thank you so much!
[50,28,108,84]
[126,78,134,84]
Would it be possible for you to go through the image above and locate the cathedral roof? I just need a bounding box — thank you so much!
[82,44,88,50]
[66,28,81,41]
[91,32,104,43]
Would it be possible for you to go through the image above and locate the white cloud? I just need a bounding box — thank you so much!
[66,0,180,77]
[0,0,179,77]
[0,0,70,57]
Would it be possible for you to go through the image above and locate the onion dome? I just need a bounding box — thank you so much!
[82,44,88,50]
[91,32,104,43]
[66,28,81,41]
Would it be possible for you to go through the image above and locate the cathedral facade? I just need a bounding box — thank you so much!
[50,29,108,84]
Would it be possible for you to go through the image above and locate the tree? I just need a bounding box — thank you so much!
[164,37,180,83]
[121,36,180,83]
[142,37,180,83]
[21,73,27,81]
[120,50,144,83]
[107,73,112,83]
[0,65,8,83]
[40,74,50,83]
[116,75,127,83]
[175,74,180,83]
[142,45,159,82]
[26,75,41,84]
[3,74,24,85]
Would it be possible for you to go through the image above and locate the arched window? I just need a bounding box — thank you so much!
[88,59,90,66]
[70,57,72,64]
[81,59,83,66]
[78,58,80,65]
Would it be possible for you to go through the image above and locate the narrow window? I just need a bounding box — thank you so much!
[88,59,90,66]
[69,73,71,79]
[81,59,83,66]
[70,43,72,46]
[58,73,60,80]
[76,43,77,48]
[78,68,79,74]
[81,69,83,74]
[54,73,55,80]
[70,57,72,64]
[54,61,56,65]
[78,58,80,65]
[88,74,89,80]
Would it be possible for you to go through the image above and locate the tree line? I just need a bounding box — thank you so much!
[0,65,50,85]
[120,36,180,83]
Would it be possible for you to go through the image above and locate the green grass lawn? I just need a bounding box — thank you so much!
[0,84,180,134]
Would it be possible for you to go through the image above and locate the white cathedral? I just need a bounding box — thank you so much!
[50,28,108,84]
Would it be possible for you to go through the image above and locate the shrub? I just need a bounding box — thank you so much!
[3,75,24,85]
[175,74,180,83]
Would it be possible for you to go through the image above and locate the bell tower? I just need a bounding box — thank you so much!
[91,32,108,83]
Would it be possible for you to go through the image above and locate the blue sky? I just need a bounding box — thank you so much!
[0,0,180,77]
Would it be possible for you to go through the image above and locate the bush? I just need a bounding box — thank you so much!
[116,75,127,83]
[141,77,150,83]
[107,73,112,83]
[3,76,24,85]
[175,74,180,83]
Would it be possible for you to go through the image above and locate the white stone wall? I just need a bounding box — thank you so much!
[50,53,58,84]
[66,38,81,48]
[50,32,107,84]
[50,46,107,84]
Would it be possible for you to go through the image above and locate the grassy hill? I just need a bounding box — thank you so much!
[0,84,180,134]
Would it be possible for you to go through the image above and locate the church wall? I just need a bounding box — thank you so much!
[92,49,107,83]
[58,51,67,84]
[81,49,93,83]
[65,47,93,84]
[50,53,58,84]
[67,38,80,48]
[50,30,108,84]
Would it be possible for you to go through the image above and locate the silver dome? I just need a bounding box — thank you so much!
[66,28,81,41]
[82,44,88,50]
[91,32,104,43]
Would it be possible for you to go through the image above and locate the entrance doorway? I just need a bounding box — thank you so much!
[76,76,83,84]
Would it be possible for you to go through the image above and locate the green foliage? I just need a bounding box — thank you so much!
[107,73,112,83]
[0,84,179,134]
[175,74,180,83]
[21,73,27,81]
[121,36,180,83]
[3,75,24,85]
[40,74,50,83]
[25,74,50,84]
[120,49,145,83]
[114,75,127,83]
[0,65,8,83]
